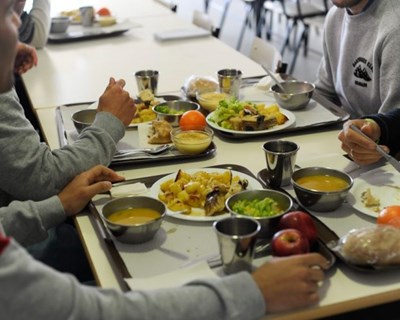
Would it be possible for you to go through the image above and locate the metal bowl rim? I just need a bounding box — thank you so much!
[71,109,97,124]
[152,100,200,115]
[102,196,166,227]
[270,80,315,95]
[291,167,354,194]
[225,189,293,220]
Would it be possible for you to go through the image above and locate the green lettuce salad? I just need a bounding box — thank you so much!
[231,198,283,218]
[208,98,252,130]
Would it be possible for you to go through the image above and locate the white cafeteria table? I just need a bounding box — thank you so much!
[22,1,400,319]
[22,12,265,109]
[35,104,400,319]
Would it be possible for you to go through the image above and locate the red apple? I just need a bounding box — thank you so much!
[278,211,318,245]
[271,228,310,257]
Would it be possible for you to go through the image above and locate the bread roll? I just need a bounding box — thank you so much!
[183,75,218,98]
[339,225,400,266]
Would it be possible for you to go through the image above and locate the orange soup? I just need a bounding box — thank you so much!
[296,175,349,192]
[107,208,161,225]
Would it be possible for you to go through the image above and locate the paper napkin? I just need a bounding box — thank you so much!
[110,182,148,198]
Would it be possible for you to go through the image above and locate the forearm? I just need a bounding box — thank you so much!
[0,196,65,246]
[28,0,51,48]
[1,239,266,320]
[0,89,123,201]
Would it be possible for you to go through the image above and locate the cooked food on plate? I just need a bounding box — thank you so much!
[131,90,159,125]
[61,9,81,23]
[60,7,116,26]
[158,169,248,216]
[208,98,288,131]
[138,89,155,103]
[148,120,172,144]
[361,188,381,212]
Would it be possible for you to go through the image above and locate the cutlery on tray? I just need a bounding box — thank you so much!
[261,65,287,93]
[350,124,400,173]
[113,144,171,159]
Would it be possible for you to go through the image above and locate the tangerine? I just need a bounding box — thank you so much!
[179,110,206,130]
[97,7,111,16]
[377,205,400,228]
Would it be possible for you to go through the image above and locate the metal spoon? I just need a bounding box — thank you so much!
[114,144,171,158]
[261,65,288,94]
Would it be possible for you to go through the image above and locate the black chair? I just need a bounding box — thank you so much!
[236,0,258,50]
[262,0,329,74]
[281,0,328,51]
[261,0,284,41]
[289,14,326,74]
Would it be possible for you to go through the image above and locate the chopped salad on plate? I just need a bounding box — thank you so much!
[207,98,288,131]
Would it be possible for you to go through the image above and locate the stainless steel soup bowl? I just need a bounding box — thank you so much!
[291,167,353,212]
[102,196,166,244]
[152,100,200,127]
[71,109,97,133]
[270,80,315,110]
[225,189,293,238]
[50,17,70,34]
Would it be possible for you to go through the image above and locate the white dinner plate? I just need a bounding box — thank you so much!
[347,166,400,217]
[149,168,263,221]
[206,109,295,136]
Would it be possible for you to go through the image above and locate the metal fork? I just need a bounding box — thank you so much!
[114,144,171,159]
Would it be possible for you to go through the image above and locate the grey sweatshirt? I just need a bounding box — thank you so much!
[0,88,124,245]
[315,0,400,118]
[0,233,266,320]
[26,0,51,48]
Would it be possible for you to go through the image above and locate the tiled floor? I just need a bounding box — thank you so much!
[173,0,324,82]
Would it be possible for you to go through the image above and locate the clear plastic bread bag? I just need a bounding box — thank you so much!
[330,225,400,266]
[182,75,219,98]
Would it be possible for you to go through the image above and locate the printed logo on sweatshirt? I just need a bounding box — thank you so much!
[352,57,373,88]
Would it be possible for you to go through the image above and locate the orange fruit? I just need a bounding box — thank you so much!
[377,205,400,228]
[97,7,111,16]
[179,110,206,130]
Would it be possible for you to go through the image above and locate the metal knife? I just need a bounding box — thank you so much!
[350,124,400,173]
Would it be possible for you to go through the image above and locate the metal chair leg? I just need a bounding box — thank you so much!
[204,0,210,13]
[281,19,296,56]
[218,0,232,32]
[289,24,308,74]
[236,4,253,50]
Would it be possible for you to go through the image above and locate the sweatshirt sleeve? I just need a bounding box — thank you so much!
[0,89,124,201]
[27,0,51,48]
[365,109,400,156]
[314,9,342,107]
[0,238,266,320]
[0,196,65,246]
